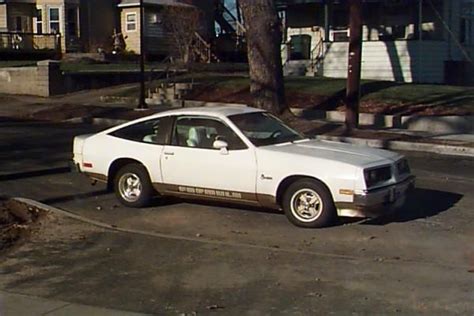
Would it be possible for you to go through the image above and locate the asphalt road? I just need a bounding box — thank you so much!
[0,121,473,315]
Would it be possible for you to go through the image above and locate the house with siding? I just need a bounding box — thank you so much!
[117,0,215,58]
[277,0,474,84]
[0,0,223,59]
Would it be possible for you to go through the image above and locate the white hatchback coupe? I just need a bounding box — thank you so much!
[72,106,414,228]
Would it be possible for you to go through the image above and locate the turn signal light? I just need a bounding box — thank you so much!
[339,189,354,196]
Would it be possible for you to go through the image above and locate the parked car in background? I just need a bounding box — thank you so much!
[72,106,415,228]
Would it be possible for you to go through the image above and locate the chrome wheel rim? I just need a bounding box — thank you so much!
[290,188,323,222]
[118,172,142,203]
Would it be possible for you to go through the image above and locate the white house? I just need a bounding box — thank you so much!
[278,0,474,84]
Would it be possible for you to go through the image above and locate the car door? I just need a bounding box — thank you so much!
[160,115,258,203]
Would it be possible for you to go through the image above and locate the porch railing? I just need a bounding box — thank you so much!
[309,37,325,73]
[0,32,61,52]
[193,32,220,63]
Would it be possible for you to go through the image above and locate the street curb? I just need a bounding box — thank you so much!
[8,198,377,262]
[315,135,474,157]
[0,290,151,316]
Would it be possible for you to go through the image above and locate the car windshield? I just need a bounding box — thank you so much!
[229,112,304,147]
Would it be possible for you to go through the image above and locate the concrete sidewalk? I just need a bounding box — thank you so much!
[0,291,149,316]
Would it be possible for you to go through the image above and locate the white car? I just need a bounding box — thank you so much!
[72,106,414,228]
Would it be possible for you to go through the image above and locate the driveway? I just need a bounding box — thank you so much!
[0,121,473,315]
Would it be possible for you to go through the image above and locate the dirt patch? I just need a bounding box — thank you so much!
[0,200,44,252]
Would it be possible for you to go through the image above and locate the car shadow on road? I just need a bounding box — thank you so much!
[148,196,182,208]
[160,197,281,215]
[362,188,463,226]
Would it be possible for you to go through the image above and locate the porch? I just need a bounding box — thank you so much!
[0,31,60,52]
[0,0,81,53]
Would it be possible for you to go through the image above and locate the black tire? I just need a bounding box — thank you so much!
[114,163,154,208]
[282,179,336,228]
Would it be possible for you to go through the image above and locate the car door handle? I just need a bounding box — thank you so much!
[164,152,174,156]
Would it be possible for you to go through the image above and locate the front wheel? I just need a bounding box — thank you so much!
[282,179,336,228]
[114,163,154,208]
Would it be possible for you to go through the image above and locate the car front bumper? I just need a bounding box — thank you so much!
[336,176,415,218]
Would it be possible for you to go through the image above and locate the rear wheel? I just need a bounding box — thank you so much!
[114,163,153,208]
[283,179,336,228]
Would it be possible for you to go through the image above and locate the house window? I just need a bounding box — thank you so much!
[126,13,137,32]
[35,9,43,34]
[49,7,60,33]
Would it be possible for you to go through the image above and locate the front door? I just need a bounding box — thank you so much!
[160,116,257,203]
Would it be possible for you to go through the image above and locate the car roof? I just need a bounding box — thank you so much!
[152,105,265,119]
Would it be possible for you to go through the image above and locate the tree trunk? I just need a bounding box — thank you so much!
[240,0,287,115]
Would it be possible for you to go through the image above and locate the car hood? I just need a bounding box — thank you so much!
[262,139,402,167]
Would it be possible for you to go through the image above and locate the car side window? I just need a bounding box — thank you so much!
[172,117,247,150]
[110,118,167,144]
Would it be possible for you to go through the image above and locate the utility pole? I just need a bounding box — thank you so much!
[345,0,363,131]
[137,0,147,110]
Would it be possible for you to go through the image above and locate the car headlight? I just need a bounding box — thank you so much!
[397,158,411,175]
[364,166,392,188]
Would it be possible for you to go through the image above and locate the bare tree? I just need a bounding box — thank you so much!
[161,5,202,64]
[240,0,287,115]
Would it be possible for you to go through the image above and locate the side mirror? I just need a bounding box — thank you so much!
[213,140,229,155]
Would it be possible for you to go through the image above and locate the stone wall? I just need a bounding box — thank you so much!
[0,60,153,96]
[0,60,62,97]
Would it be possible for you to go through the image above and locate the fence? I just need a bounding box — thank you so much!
[0,32,60,52]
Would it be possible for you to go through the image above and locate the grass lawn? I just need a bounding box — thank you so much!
[114,74,472,115]
[60,61,169,73]
[0,59,170,72]
[104,74,474,115]
[0,60,38,68]
[59,61,248,73]
[0,60,143,71]
[362,83,474,106]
